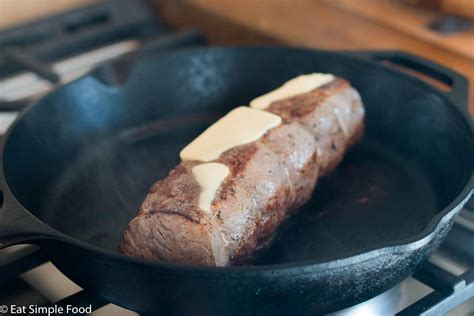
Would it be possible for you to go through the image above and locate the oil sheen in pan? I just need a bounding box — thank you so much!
[38,112,440,265]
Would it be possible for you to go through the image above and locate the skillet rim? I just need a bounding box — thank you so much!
[1,46,473,276]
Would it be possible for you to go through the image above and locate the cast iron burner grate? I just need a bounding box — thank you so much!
[0,234,473,315]
[0,0,205,112]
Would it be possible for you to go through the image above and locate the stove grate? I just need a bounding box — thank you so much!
[0,245,472,315]
[397,264,474,315]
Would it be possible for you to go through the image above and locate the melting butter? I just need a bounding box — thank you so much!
[180,106,281,162]
[192,163,229,213]
[250,73,335,110]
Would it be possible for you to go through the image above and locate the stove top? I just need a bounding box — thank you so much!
[0,1,472,315]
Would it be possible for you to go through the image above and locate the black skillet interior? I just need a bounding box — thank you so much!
[3,47,473,265]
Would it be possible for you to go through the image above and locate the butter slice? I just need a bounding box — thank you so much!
[180,106,281,162]
[192,163,229,213]
[250,73,335,110]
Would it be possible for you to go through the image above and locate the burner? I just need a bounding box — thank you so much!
[0,0,205,111]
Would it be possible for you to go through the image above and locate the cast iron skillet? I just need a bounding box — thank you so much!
[0,47,472,315]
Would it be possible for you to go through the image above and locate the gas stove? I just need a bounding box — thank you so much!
[0,1,472,315]
[0,0,204,130]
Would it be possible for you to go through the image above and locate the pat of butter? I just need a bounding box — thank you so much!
[180,106,281,162]
[250,73,335,110]
[192,163,229,213]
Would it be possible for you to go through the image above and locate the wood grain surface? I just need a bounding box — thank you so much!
[151,0,474,115]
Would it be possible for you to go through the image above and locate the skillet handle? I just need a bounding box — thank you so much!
[0,180,61,249]
[346,50,469,113]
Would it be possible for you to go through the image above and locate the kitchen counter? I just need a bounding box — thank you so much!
[151,0,474,115]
